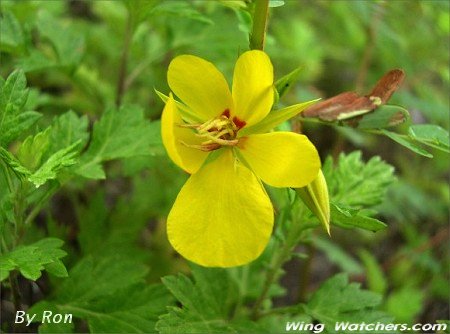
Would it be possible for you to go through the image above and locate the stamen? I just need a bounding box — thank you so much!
[177,109,243,151]
[179,140,221,152]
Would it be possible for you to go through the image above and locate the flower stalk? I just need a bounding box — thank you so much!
[249,0,270,51]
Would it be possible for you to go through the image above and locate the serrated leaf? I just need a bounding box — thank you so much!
[305,274,392,329]
[240,100,319,136]
[1,111,43,147]
[0,70,28,113]
[323,151,396,208]
[0,146,32,179]
[76,105,160,179]
[408,124,450,153]
[157,266,240,334]
[357,104,409,129]
[28,141,80,188]
[0,70,41,146]
[17,127,51,171]
[0,238,67,281]
[381,129,433,158]
[29,256,172,333]
[48,110,89,154]
[330,203,387,232]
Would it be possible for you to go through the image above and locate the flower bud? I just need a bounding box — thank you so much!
[295,169,330,234]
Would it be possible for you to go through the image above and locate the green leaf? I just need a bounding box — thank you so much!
[0,238,67,281]
[358,249,387,295]
[408,124,450,153]
[151,2,214,24]
[39,319,74,334]
[0,10,25,53]
[381,129,433,158]
[323,151,396,208]
[37,11,85,68]
[28,141,80,188]
[305,274,392,329]
[123,0,159,27]
[314,237,363,275]
[0,146,32,179]
[76,190,109,255]
[18,11,85,72]
[156,266,240,334]
[76,105,161,179]
[240,100,319,136]
[357,104,409,129]
[48,111,89,154]
[0,70,41,146]
[385,287,424,323]
[155,90,202,123]
[1,135,80,188]
[29,256,172,333]
[269,0,285,7]
[1,111,42,147]
[274,66,302,99]
[18,50,58,73]
[330,203,387,232]
[17,127,51,171]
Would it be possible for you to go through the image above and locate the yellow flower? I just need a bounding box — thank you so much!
[161,50,320,267]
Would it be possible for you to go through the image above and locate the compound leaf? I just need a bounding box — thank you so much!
[0,238,67,281]
[323,151,396,209]
[305,274,392,330]
[29,256,172,333]
[76,105,160,179]
[156,266,240,334]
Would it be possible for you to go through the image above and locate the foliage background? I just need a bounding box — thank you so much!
[0,0,449,333]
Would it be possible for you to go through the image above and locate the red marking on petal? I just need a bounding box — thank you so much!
[233,116,246,129]
[222,109,230,118]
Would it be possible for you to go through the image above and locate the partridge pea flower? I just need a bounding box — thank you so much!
[161,50,320,267]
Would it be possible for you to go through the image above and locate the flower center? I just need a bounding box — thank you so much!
[179,109,246,152]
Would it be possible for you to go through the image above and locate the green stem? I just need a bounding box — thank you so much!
[23,183,58,228]
[297,242,316,302]
[251,212,314,319]
[1,161,14,193]
[9,272,22,311]
[249,0,270,51]
[115,14,133,107]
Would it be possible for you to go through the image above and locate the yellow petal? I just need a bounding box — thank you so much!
[168,55,234,121]
[167,149,274,267]
[232,50,274,126]
[238,132,320,188]
[161,94,209,174]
